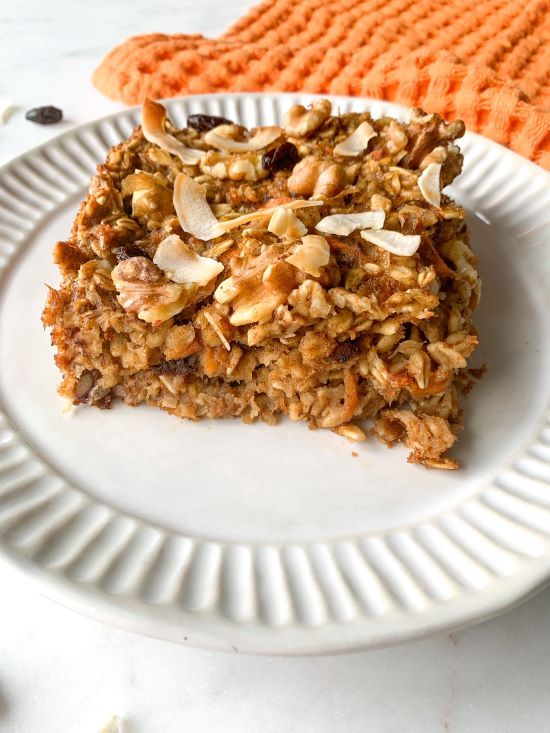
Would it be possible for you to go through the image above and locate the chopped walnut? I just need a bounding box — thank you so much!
[77,259,115,291]
[111,256,194,323]
[403,109,465,169]
[286,235,330,278]
[199,151,268,181]
[268,207,307,241]
[287,156,346,199]
[229,260,299,327]
[283,99,332,137]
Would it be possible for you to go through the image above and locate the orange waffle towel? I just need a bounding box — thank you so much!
[93,0,550,168]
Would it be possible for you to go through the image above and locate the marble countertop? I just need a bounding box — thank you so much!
[2,2,550,731]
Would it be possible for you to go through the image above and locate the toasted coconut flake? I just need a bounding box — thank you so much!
[360,229,421,256]
[268,206,308,240]
[153,234,223,287]
[333,121,377,156]
[286,235,330,277]
[316,210,385,235]
[204,311,231,351]
[220,199,322,233]
[142,98,204,166]
[173,173,225,241]
[214,276,239,304]
[204,124,281,152]
[174,173,321,242]
[418,162,442,207]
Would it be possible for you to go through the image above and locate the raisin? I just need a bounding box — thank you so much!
[25,106,63,125]
[187,114,234,132]
[333,340,361,363]
[151,355,198,376]
[114,245,148,262]
[261,142,299,173]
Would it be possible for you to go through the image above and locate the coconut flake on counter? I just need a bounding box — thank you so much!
[142,98,205,166]
[333,121,377,156]
[360,229,421,256]
[203,124,281,152]
[153,234,223,286]
[285,235,330,277]
[315,210,385,235]
[418,162,442,207]
[0,98,14,125]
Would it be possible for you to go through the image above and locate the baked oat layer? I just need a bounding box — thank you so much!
[43,99,480,469]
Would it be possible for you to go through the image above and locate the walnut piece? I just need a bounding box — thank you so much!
[111,256,194,323]
[287,157,345,199]
[268,206,307,241]
[283,99,332,137]
[286,235,330,277]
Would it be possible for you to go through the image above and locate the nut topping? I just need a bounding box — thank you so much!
[111,256,194,323]
[282,99,332,137]
[287,156,346,199]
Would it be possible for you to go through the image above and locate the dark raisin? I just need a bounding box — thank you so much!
[262,142,300,173]
[343,193,353,206]
[187,114,234,132]
[113,245,148,262]
[333,340,361,363]
[151,355,198,376]
[25,105,63,125]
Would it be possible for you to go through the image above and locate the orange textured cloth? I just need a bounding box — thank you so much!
[93,0,550,168]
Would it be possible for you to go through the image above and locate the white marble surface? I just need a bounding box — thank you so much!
[1,1,550,731]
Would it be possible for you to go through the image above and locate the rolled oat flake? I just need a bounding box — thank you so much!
[25,105,63,125]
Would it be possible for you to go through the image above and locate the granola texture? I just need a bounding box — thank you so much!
[43,100,480,469]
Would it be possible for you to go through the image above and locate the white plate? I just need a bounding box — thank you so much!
[0,94,549,655]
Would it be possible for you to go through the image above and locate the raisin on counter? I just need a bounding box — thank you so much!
[25,106,63,125]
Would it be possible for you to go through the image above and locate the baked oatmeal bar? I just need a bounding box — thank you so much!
[43,98,480,469]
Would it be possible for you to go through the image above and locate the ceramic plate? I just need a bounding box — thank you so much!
[0,94,549,654]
